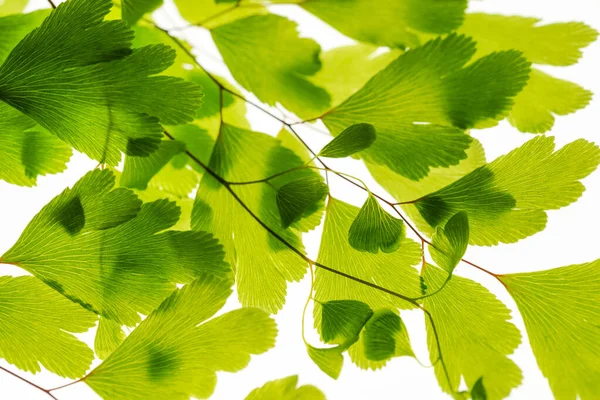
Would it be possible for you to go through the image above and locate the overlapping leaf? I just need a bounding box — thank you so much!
[499,260,600,400]
[192,124,325,313]
[302,0,467,49]
[458,13,598,133]
[85,274,277,399]
[413,136,600,245]
[121,0,163,25]
[0,276,96,378]
[362,309,414,362]
[424,266,522,399]
[0,0,29,16]
[429,211,469,273]
[319,123,376,158]
[0,0,202,165]
[0,9,48,61]
[323,34,530,180]
[246,375,326,400]
[1,169,228,326]
[175,0,266,29]
[277,176,328,229]
[212,15,330,119]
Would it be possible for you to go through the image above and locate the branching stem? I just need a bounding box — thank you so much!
[0,366,57,399]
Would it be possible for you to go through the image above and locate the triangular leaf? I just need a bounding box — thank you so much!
[499,260,600,400]
[362,309,414,362]
[277,176,329,229]
[471,377,488,400]
[306,345,344,380]
[348,194,405,253]
[321,300,373,345]
[319,123,376,158]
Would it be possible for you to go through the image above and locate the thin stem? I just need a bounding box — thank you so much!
[301,263,315,345]
[47,0,56,8]
[420,307,453,391]
[0,367,57,399]
[47,378,84,392]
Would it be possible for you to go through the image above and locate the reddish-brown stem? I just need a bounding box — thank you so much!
[0,367,58,399]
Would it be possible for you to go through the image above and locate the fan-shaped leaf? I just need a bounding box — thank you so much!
[319,123,376,158]
[321,300,373,345]
[121,0,163,25]
[245,375,326,400]
[429,211,469,273]
[363,309,414,362]
[349,194,405,253]
[277,176,329,229]
[306,345,344,380]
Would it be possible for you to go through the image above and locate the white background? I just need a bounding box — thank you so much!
[1,0,599,399]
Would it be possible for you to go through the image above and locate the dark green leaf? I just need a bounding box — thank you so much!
[471,377,488,400]
[363,309,414,362]
[277,176,329,229]
[321,300,373,345]
[319,123,376,158]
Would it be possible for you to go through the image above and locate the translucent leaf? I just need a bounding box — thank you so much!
[321,300,373,345]
[0,10,48,62]
[319,123,376,158]
[306,345,344,380]
[302,0,467,49]
[423,266,522,399]
[0,0,30,16]
[363,309,414,362]
[0,276,96,378]
[245,375,326,400]
[471,377,488,400]
[277,176,329,229]
[323,34,530,180]
[175,0,266,29]
[309,44,400,115]
[499,260,600,400]
[95,318,126,360]
[1,170,228,326]
[192,124,321,313]
[429,212,469,273]
[121,140,186,190]
[0,0,202,165]
[458,13,598,133]
[0,103,72,186]
[348,194,405,253]
[85,274,277,399]
[212,15,330,119]
[121,0,163,25]
[414,136,600,245]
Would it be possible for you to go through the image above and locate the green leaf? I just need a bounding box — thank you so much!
[306,345,344,380]
[85,274,277,399]
[0,103,72,186]
[245,375,326,400]
[348,194,405,253]
[121,0,163,25]
[362,309,414,362]
[458,13,597,133]
[429,212,469,273]
[277,176,329,229]
[471,377,488,400]
[319,123,376,158]
[302,0,467,49]
[423,266,522,400]
[321,300,373,345]
[121,140,186,190]
[323,34,530,180]
[0,10,48,62]
[1,169,228,325]
[308,44,400,115]
[192,124,321,313]
[0,276,96,378]
[175,0,266,29]
[94,318,126,360]
[414,136,600,245]
[507,69,592,133]
[212,15,330,119]
[0,0,203,165]
[499,260,600,400]
[0,0,30,16]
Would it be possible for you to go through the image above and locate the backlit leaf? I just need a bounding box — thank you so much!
[319,123,376,158]
[121,0,163,25]
[362,309,414,362]
[245,375,326,400]
[429,211,469,273]
[306,345,344,380]
[321,300,373,345]
[95,318,126,360]
[499,260,600,400]
[348,194,405,253]
[471,377,488,400]
[277,176,328,229]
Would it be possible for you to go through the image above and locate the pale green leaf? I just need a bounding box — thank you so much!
[245,375,326,400]
[192,124,319,313]
[306,345,344,380]
[363,309,414,362]
[499,260,600,400]
[277,176,329,229]
[424,266,522,400]
[302,0,467,49]
[0,103,72,186]
[319,123,376,158]
[430,212,469,273]
[321,300,373,345]
[95,318,126,360]
[1,169,228,326]
[0,0,30,16]
[86,274,277,399]
[175,0,266,29]
[414,136,600,245]
[212,15,330,119]
[0,0,202,165]
[0,276,96,378]
[348,194,405,253]
[121,140,186,190]
[323,34,530,180]
[458,13,598,133]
